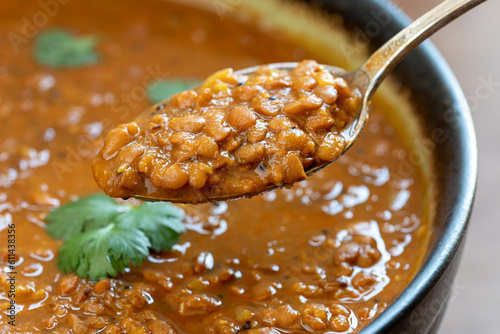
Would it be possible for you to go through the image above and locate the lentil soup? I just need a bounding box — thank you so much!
[0,0,432,333]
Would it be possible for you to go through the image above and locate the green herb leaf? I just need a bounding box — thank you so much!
[114,202,185,252]
[46,194,185,279]
[147,79,200,104]
[57,224,150,280]
[46,194,123,241]
[34,29,100,68]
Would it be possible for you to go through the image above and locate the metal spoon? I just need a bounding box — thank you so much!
[135,0,485,203]
[239,0,486,170]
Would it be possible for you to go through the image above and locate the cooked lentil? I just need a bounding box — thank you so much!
[92,61,361,203]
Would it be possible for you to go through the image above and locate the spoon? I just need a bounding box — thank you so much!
[236,0,486,174]
[96,0,486,204]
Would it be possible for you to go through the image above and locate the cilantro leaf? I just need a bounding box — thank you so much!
[46,194,124,241]
[114,202,185,252]
[34,29,100,68]
[147,79,200,104]
[57,224,150,280]
[46,194,186,279]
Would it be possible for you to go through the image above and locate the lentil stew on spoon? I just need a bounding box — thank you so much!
[0,0,432,333]
[92,60,361,203]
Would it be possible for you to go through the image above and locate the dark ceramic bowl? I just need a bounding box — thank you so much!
[293,0,478,333]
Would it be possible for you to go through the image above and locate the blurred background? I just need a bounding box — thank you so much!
[397,1,499,333]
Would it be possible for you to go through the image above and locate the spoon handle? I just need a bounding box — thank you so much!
[360,0,487,97]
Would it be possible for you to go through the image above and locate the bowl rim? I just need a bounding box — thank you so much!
[351,1,479,332]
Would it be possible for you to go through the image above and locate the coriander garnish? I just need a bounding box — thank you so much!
[147,79,201,104]
[46,194,185,280]
[34,29,100,68]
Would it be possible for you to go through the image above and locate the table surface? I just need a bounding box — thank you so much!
[395,1,500,333]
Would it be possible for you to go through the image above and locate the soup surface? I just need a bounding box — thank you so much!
[0,0,431,333]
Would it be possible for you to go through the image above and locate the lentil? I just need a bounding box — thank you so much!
[93,61,361,203]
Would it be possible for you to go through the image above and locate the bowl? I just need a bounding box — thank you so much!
[294,0,477,333]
